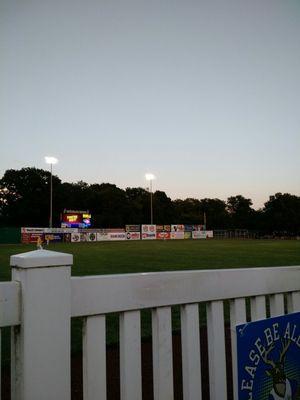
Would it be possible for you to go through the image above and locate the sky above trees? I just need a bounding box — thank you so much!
[1,1,300,207]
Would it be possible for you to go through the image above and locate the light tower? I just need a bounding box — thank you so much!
[45,156,58,228]
[145,173,156,224]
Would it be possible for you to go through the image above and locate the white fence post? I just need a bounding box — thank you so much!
[10,249,73,400]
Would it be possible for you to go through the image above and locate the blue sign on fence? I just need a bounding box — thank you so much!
[236,312,300,400]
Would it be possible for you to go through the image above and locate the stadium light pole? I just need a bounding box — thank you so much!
[45,156,58,228]
[145,173,156,225]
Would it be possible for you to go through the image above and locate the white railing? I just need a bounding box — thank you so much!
[0,249,300,400]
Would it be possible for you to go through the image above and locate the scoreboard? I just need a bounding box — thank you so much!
[61,210,91,228]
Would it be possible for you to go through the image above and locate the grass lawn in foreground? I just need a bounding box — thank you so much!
[0,239,300,362]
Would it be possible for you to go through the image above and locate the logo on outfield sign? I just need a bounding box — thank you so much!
[236,312,300,400]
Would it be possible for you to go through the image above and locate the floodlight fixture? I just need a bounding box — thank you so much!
[45,156,58,165]
[145,173,156,181]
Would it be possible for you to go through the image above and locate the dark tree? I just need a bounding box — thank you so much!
[152,190,174,224]
[226,195,256,229]
[87,183,128,227]
[125,187,149,224]
[173,198,202,224]
[199,198,229,229]
[262,193,300,234]
[0,167,61,227]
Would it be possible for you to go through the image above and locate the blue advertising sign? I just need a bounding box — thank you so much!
[236,312,300,400]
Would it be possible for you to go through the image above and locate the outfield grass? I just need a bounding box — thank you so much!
[1,239,300,362]
[1,239,300,281]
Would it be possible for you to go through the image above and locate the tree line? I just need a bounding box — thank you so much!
[0,167,300,234]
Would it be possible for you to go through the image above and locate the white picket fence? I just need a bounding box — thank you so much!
[0,249,300,400]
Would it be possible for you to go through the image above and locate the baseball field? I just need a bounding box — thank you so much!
[1,239,300,397]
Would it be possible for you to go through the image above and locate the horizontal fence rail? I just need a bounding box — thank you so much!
[71,266,300,317]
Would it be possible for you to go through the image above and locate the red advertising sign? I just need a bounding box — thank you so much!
[22,233,44,244]
[156,232,171,240]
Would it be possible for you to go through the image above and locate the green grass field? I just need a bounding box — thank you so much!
[1,239,300,363]
[1,239,300,281]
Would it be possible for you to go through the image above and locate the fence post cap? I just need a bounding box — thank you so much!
[10,249,73,269]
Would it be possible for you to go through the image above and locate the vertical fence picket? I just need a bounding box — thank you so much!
[230,298,246,400]
[120,310,142,400]
[287,291,300,313]
[83,315,106,400]
[206,301,227,400]
[152,306,174,400]
[250,295,266,321]
[269,293,285,317]
[180,304,201,400]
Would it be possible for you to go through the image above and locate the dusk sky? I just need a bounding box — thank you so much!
[1,0,299,209]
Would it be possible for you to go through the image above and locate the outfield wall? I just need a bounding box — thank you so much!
[20,225,213,244]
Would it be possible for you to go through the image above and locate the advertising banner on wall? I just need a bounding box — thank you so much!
[21,232,44,244]
[97,232,110,241]
[126,232,141,240]
[156,225,171,239]
[156,225,171,232]
[71,232,81,242]
[236,312,300,400]
[206,230,214,238]
[86,232,97,242]
[21,227,79,244]
[184,231,192,239]
[156,225,164,232]
[156,232,171,240]
[44,228,78,234]
[64,233,72,242]
[80,233,88,242]
[171,232,185,240]
[44,233,64,243]
[192,231,207,239]
[21,227,45,233]
[108,232,126,241]
[21,228,45,243]
[141,225,156,240]
[125,225,140,232]
[171,224,185,232]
